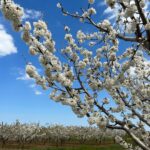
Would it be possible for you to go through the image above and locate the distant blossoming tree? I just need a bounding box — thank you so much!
[0,121,125,147]
[0,0,150,149]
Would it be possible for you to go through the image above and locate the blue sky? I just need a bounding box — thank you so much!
[0,0,100,126]
[0,0,119,125]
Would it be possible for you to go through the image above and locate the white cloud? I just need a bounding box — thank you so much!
[35,90,42,95]
[103,3,119,21]
[103,7,116,20]
[17,68,42,96]
[97,1,105,7]
[16,73,31,81]
[29,84,36,88]
[103,7,113,14]
[30,84,42,96]
[22,9,43,20]
[0,24,17,56]
[103,0,150,21]
[16,69,31,81]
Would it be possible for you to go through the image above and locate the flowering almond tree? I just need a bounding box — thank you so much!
[0,0,150,149]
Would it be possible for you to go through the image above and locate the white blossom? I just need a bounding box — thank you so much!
[88,0,95,4]
[56,3,61,9]
[88,7,96,15]
[145,23,150,30]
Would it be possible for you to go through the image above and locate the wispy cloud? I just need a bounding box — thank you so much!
[103,0,150,21]
[29,84,42,95]
[16,72,31,81]
[103,7,116,20]
[16,68,33,81]
[144,0,150,10]
[0,24,17,57]
[97,1,117,21]
[97,1,105,7]
[103,3,119,21]
[17,68,42,96]
[29,84,36,88]
[103,7,113,14]
[22,9,43,20]
[35,90,42,95]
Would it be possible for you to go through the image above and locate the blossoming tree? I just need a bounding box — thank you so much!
[0,0,150,149]
[0,121,125,147]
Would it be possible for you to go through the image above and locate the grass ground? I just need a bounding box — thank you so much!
[0,144,122,150]
[31,144,122,150]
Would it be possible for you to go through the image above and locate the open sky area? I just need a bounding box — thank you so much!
[0,0,126,125]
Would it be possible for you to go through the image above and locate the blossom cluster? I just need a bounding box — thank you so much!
[1,0,23,31]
